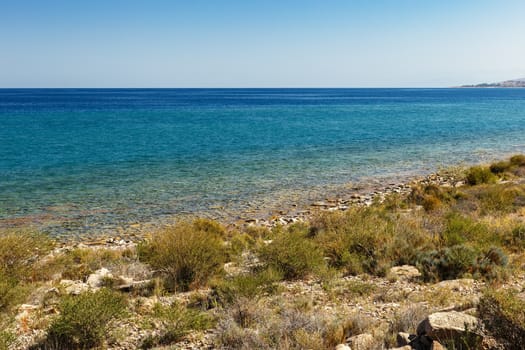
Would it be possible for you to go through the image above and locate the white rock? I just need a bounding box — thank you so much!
[417,311,480,340]
[60,279,89,295]
[335,344,351,350]
[86,268,113,288]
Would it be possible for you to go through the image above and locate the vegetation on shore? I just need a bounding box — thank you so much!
[1,155,525,349]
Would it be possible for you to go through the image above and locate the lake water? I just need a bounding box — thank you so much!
[1,88,525,238]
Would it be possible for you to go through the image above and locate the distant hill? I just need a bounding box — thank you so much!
[460,78,525,88]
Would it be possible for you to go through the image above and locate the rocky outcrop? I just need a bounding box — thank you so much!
[416,311,481,340]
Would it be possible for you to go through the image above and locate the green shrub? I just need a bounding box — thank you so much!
[417,244,478,281]
[211,268,282,305]
[0,229,53,281]
[408,184,450,211]
[503,224,525,251]
[0,330,14,350]
[442,212,492,247]
[510,154,525,167]
[45,288,126,349]
[54,247,128,281]
[258,224,326,280]
[417,244,507,282]
[0,275,32,312]
[312,208,431,276]
[465,166,497,185]
[478,289,525,348]
[476,184,525,214]
[311,209,392,275]
[140,302,213,349]
[138,220,228,291]
[490,161,511,174]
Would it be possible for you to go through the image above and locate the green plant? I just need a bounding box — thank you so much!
[0,275,32,312]
[0,330,14,350]
[490,161,511,174]
[442,212,492,247]
[258,224,326,280]
[417,244,507,282]
[503,224,525,251]
[45,288,126,349]
[140,302,213,349]
[478,289,525,348]
[211,268,282,305]
[0,229,53,281]
[476,184,525,214]
[311,208,431,276]
[465,166,497,185]
[408,184,451,211]
[137,220,228,291]
[510,154,525,167]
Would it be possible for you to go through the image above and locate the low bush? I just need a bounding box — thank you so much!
[215,298,336,349]
[490,161,512,174]
[441,212,492,247]
[385,304,429,347]
[0,330,14,350]
[476,184,525,214]
[465,166,497,185]
[417,244,507,282]
[211,268,282,305]
[138,220,228,291]
[503,224,525,251]
[45,288,126,349]
[478,289,525,348]
[0,276,32,312]
[54,247,125,281]
[510,154,525,167]
[408,184,452,211]
[0,229,53,281]
[312,208,432,276]
[258,224,326,280]
[140,302,213,349]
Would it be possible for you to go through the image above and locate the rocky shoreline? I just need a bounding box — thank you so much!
[3,155,525,350]
[72,170,463,248]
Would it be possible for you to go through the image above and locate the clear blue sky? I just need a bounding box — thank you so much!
[1,0,524,87]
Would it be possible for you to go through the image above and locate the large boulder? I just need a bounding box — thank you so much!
[417,311,481,344]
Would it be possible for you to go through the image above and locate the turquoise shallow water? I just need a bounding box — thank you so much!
[1,88,525,237]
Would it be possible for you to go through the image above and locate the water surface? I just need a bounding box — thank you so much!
[1,88,525,237]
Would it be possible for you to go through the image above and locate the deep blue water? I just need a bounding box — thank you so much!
[1,88,525,237]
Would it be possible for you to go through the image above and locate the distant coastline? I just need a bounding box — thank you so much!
[459,77,525,88]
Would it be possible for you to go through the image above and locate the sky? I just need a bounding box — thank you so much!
[1,0,524,88]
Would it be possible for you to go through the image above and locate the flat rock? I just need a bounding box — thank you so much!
[417,311,481,340]
[434,278,475,291]
[389,265,421,281]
